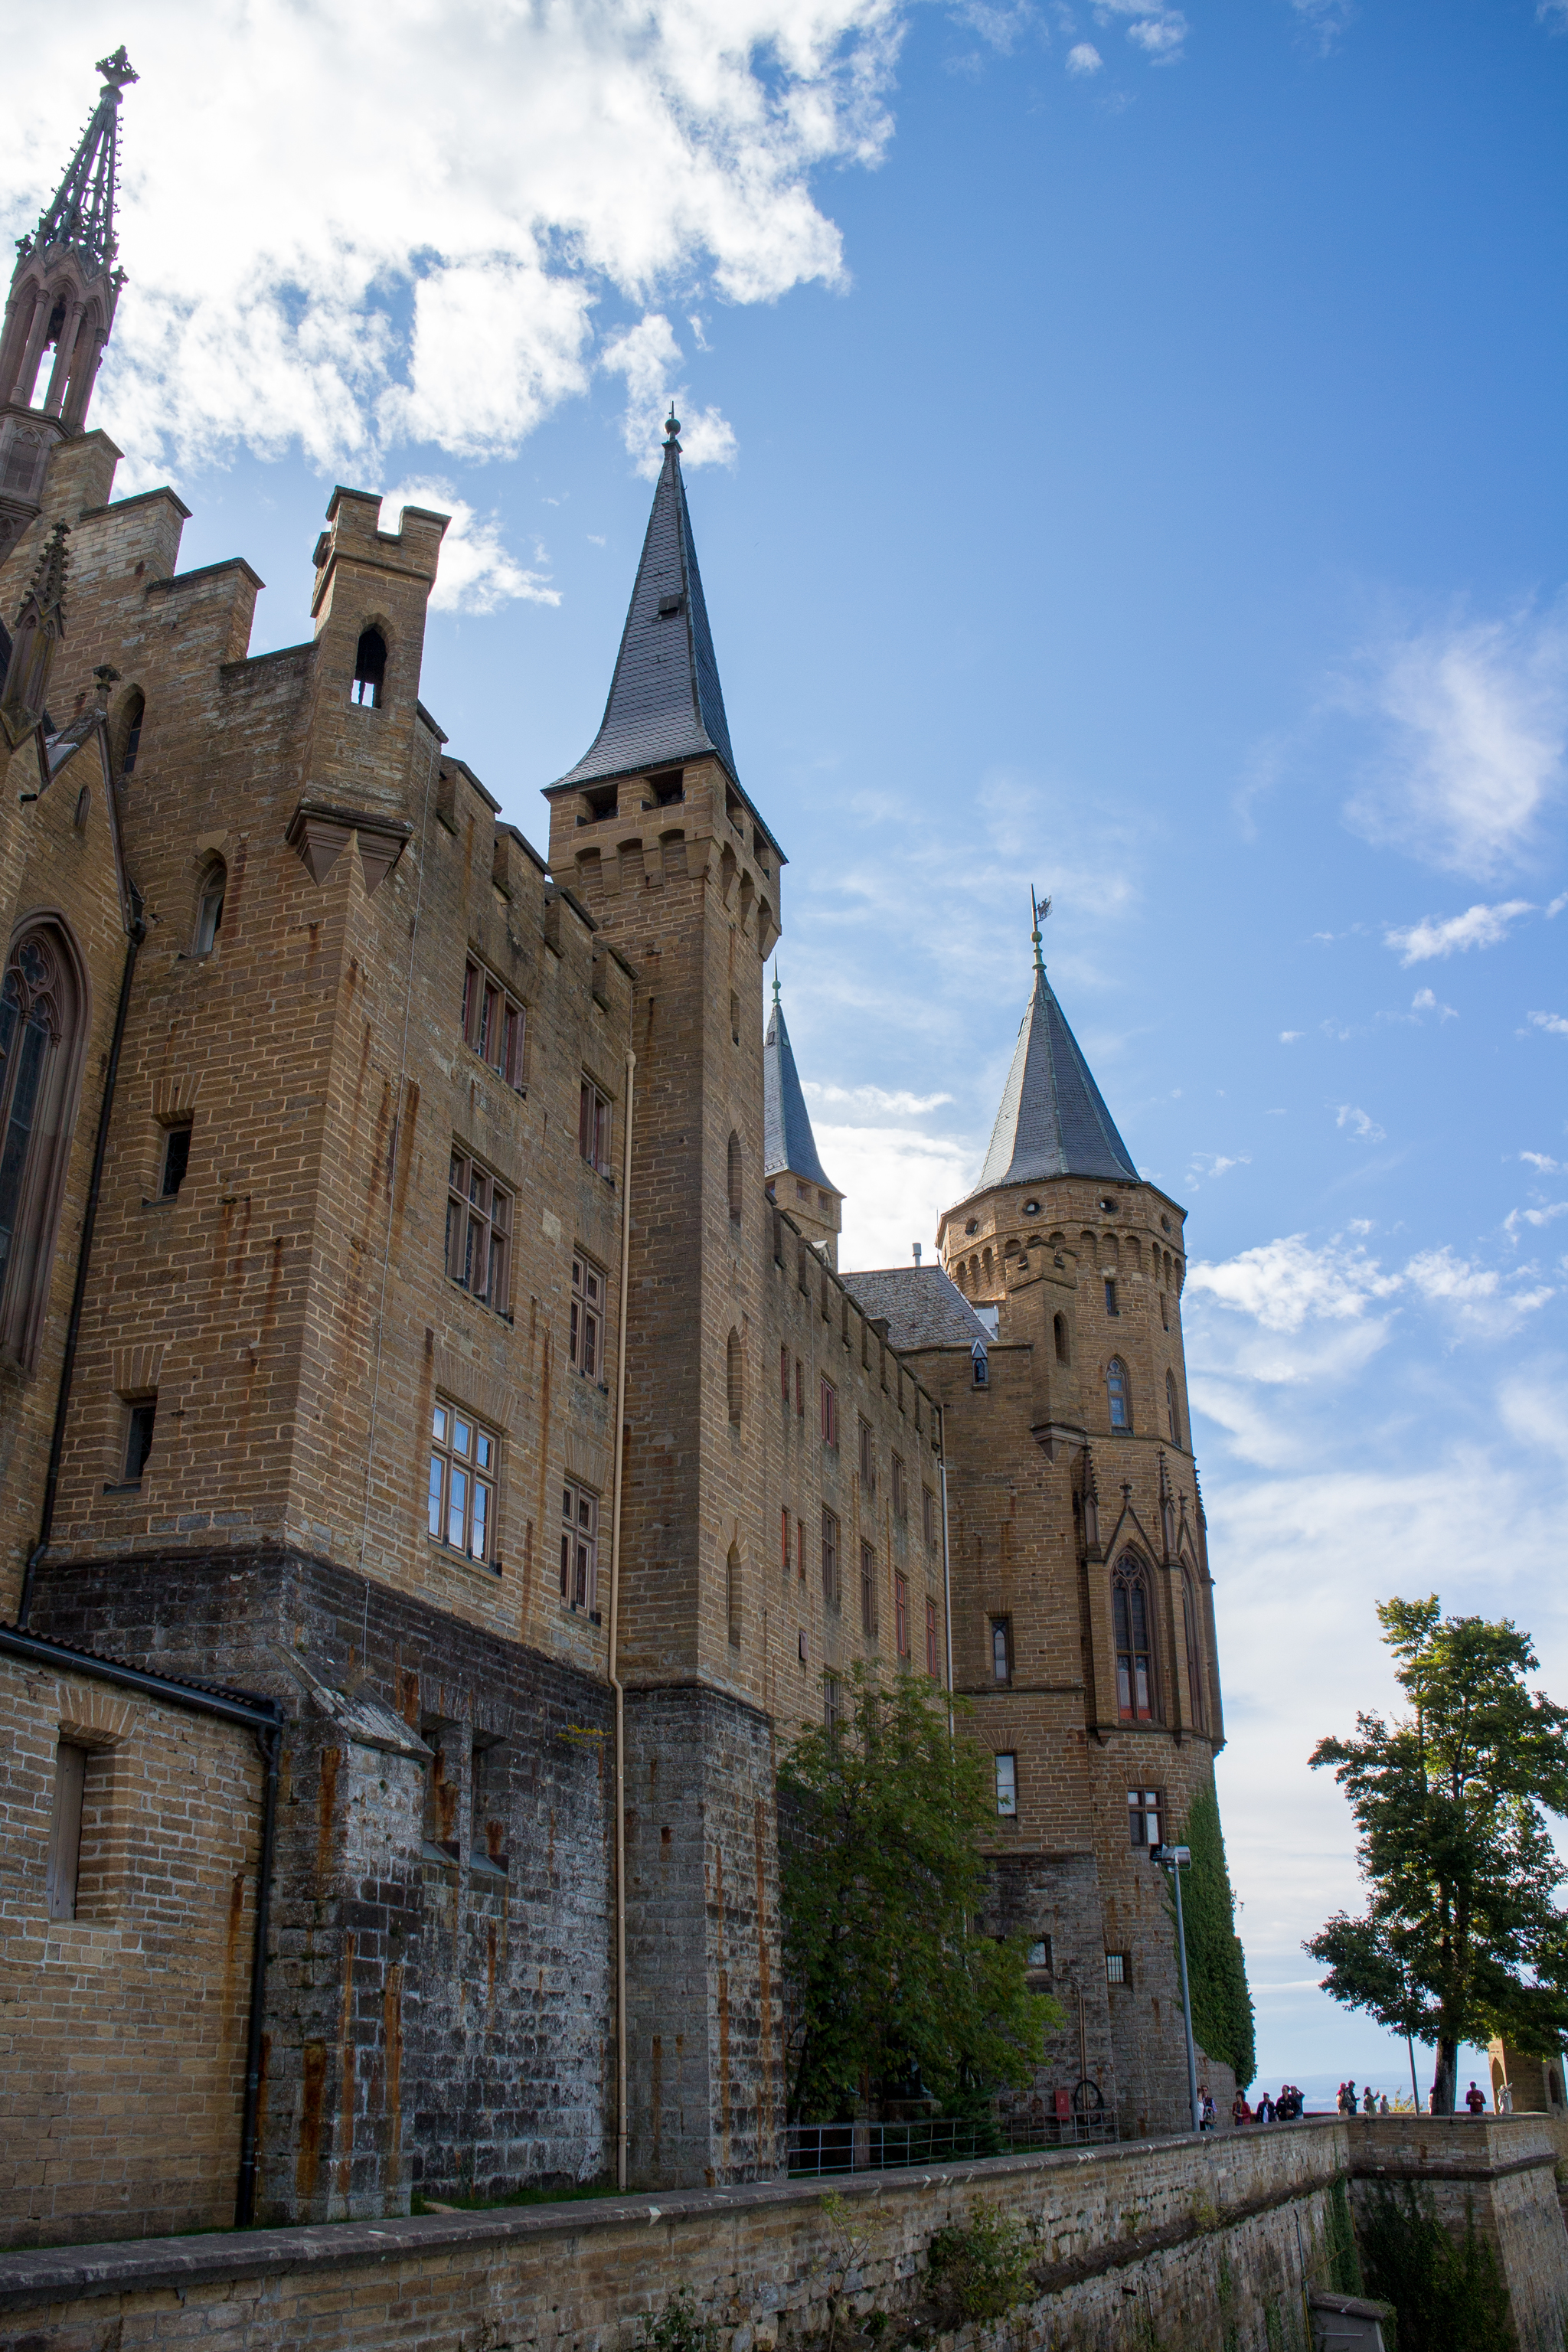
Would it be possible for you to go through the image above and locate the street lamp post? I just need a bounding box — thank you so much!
[1152,1843,1201,2132]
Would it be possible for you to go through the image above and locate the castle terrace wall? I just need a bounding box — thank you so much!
[0,2122,1360,2351]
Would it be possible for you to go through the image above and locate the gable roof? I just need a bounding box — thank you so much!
[975,962,1138,1191]
[551,422,739,791]
[763,987,837,1193]
[841,1266,993,1353]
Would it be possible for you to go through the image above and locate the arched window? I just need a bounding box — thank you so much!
[1107,1357,1130,1430]
[1182,1570,1205,1728]
[1054,1312,1070,1366]
[0,922,87,1369]
[1167,1370,1181,1448]
[351,627,387,708]
[972,1338,988,1388]
[727,1129,742,1226]
[727,1327,743,1426]
[727,1542,742,1647]
[194,861,226,956]
[1112,1556,1156,1722]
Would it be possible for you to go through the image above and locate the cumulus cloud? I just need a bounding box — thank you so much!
[1528,1011,1568,1037]
[827,1123,979,1271]
[804,1081,956,1116]
[1335,1103,1386,1142]
[1341,599,1568,877]
[1385,900,1535,965]
[376,481,559,613]
[1187,1233,1402,1335]
[1089,0,1188,60]
[3,1,900,483]
[1410,988,1457,1020]
[1520,1152,1563,1173]
[600,314,737,479]
[1066,39,1105,69]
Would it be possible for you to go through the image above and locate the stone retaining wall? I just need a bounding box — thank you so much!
[0,2123,1355,2352]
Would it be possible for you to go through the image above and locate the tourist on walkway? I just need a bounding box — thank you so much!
[1465,2081,1487,2115]
[1378,2094,1390,2115]
[1338,2081,1358,2116]
[1232,2092,1252,2128]
[1362,2085,1377,2115]
[1199,2087,1217,2132]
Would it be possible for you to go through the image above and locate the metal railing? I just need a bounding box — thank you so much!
[785,2110,1116,2177]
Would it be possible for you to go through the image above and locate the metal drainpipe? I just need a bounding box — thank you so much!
[606,1045,636,2191]
[939,1437,955,1735]
[235,1721,281,2226]
[18,899,144,1629]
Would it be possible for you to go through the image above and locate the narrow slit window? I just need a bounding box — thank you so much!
[195,862,226,955]
[1107,1357,1130,1431]
[727,1130,743,1226]
[821,1507,839,1609]
[1104,1276,1119,1317]
[991,1616,1011,1685]
[1054,1312,1070,1365]
[820,1378,837,1446]
[160,1122,191,1199]
[860,1539,877,1637]
[727,1327,743,1426]
[895,1573,910,1660]
[45,1740,87,1919]
[995,1753,1018,1818]
[579,1077,612,1175]
[122,1398,157,1484]
[1167,1370,1181,1448]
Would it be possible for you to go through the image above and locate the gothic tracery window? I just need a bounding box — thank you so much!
[1107,1356,1130,1430]
[0,923,85,1369]
[1112,1554,1156,1723]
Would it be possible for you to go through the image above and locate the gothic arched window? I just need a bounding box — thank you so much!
[1112,1555,1156,1723]
[0,923,87,1370]
[1166,1370,1181,1448]
[194,859,226,956]
[1107,1357,1130,1431]
[727,1327,743,1426]
[1182,1569,1205,1729]
[727,1129,742,1226]
[351,627,387,708]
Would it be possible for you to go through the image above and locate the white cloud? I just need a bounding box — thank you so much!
[1279,1030,1304,1043]
[1288,0,1352,49]
[1528,1011,1568,1037]
[950,0,1036,51]
[1504,1200,1568,1239]
[1187,1152,1251,1186]
[1520,1152,1563,1174]
[376,481,558,613]
[1066,39,1104,69]
[1187,1232,1403,1335]
[1089,0,1187,61]
[1341,599,1568,877]
[5,1,899,483]
[804,1081,956,1116]
[1384,900,1534,965]
[828,1123,979,1272]
[1410,987,1456,1020]
[1334,1103,1386,1142]
[600,313,738,479]
[1403,1246,1553,1338]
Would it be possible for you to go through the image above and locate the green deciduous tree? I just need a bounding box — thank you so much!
[779,1664,1057,2122]
[1306,1596,1568,2115]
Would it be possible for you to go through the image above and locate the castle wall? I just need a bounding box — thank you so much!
[0,1650,263,2249]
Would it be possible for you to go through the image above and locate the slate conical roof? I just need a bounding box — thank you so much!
[976,956,1138,1191]
[552,415,739,790]
[764,984,838,1194]
[28,48,137,276]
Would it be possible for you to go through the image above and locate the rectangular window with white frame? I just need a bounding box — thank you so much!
[560,1478,599,1612]
[570,1250,604,1377]
[446,1148,512,1315]
[462,958,526,1090]
[428,1399,500,1566]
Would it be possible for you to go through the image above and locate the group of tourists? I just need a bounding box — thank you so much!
[1196,2084,1307,2128]
[1337,2082,1392,2115]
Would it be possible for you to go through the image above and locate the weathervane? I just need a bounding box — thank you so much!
[1030,887,1052,972]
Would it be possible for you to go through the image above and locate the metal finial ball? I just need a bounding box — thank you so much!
[665,406,681,440]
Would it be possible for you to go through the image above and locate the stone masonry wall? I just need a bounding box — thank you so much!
[29,1547,615,2225]
[0,2122,1370,2352]
[0,1654,263,2249]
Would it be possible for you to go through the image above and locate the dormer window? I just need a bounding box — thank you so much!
[351,628,386,709]
[657,593,683,618]
[650,769,685,806]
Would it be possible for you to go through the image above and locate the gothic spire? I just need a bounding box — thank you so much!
[551,408,739,790]
[975,906,1138,1190]
[28,48,136,276]
[764,981,838,1196]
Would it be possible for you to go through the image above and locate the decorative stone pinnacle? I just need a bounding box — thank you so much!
[95,46,139,91]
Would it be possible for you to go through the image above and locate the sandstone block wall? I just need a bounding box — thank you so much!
[0,1653,263,2249]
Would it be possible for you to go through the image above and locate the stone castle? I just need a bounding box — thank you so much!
[0,56,1238,2246]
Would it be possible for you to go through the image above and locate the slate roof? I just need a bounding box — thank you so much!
[764,989,838,1193]
[841,1266,993,1353]
[552,425,740,791]
[974,962,1138,1191]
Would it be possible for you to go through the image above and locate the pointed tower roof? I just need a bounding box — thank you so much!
[28,47,136,276]
[975,903,1138,1190]
[552,409,739,791]
[764,978,838,1195]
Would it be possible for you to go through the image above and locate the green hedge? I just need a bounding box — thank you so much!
[1173,1784,1256,2091]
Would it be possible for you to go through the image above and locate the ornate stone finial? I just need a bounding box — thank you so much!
[95,46,139,91]
[664,403,681,448]
[93,662,122,706]
[1030,885,1052,972]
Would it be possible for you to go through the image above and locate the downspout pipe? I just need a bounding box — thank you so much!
[18,896,144,1630]
[607,1046,636,2191]
[939,1432,954,1735]
[236,1722,281,2226]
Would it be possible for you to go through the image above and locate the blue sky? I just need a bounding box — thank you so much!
[10,0,1566,2101]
